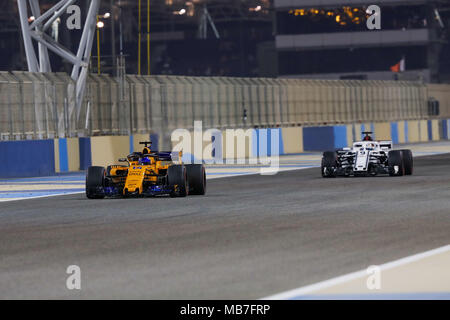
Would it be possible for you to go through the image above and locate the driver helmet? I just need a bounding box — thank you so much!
[363,135,373,141]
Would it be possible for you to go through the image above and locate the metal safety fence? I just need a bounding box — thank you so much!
[0,72,431,141]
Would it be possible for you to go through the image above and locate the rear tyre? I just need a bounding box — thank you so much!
[321,151,338,178]
[168,165,188,197]
[399,149,413,175]
[86,166,106,199]
[186,164,206,195]
[388,150,404,176]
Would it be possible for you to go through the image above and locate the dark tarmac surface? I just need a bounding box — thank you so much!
[0,154,449,299]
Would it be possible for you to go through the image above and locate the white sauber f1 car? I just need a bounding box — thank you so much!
[321,132,413,177]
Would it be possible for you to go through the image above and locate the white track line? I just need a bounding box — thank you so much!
[262,244,450,300]
[0,192,85,203]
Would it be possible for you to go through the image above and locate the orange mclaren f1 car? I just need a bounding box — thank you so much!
[86,142,206,198]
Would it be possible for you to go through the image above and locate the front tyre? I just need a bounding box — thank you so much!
[399,149,413,175]
[86,166,106,199]
[168,165,188,197]
[321,151,338,178]
[388,150,404,176]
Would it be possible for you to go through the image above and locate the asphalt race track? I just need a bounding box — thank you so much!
[0,154,449,299]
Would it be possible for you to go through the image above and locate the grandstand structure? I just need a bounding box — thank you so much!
[2,0,274,77]
[274,0,450,83]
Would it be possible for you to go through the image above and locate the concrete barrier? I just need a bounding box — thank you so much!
[419,120,428,142]
[54,138,80,173]
[374,122,391,141]
[2,119,450,178]
[428,120,440,141]
[346,125,353,147]
[79,137,92,170]
[303,125,350,151]
[90,136,130,168]
[406,120,419,143]
[222,128,254,161]
[303,126,334,151]
[252,128,284,157]
[0,140,55,178]
[390,122,399,144]
[282,127,303,154]
[297,119,450,152]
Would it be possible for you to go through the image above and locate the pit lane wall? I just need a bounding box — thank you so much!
[1,120,449,177]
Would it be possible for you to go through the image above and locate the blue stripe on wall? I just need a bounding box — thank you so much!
[443,120,449,140]
[390,122,399,144]
[0,140,55,178]
[333,126,348,149]
[129,135,134,154]
[252,128,284,157]
[58,138,69,172]
[267,128,283,156]
[276,128,284,156]
[427,120,433,141]
[252,130,258,157]
[303,126,335,151]
[404,121,409,143]
[79,137,92,170]
[258,129,268,157]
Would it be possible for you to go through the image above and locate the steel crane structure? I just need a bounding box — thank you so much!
[17,0,100,120]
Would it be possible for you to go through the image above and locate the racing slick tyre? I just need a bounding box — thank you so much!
[321,151,338,178]
[168,165,188,197]
[399,149,413,175]
[388,150,404,176]
[86,166,106,199]
[186,164,206,195]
